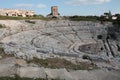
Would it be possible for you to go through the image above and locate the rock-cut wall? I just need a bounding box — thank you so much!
[0,20,119,60]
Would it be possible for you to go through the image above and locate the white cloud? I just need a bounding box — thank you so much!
[37,4,47,8]
[66,0,111,5]
[15,3,34,7]
[15,3,47,8]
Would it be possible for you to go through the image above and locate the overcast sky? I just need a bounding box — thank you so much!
[0,0,119,16]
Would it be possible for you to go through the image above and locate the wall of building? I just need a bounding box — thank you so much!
[0,9,34,17]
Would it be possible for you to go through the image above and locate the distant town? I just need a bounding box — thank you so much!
[0,6,60,18]
[0,6,120,23]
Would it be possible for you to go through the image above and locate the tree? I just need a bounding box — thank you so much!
[104,13,109,16]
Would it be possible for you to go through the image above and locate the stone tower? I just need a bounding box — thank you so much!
[51,6,58,17]
[47,6,60,18]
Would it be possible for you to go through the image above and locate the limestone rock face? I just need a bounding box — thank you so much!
[0,57,120,80]
[0,57,17,77]
[70,70,120,80]
[0,64,16,77]
[17,67,46,78]
[0,20,120,79]
[45,68,73,80]
[0,20,119,62]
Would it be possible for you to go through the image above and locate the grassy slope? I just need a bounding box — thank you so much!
[0,16,49,20]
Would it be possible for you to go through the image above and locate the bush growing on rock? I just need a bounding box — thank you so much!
[69,15,99,21]
[0,24,6,28]
[82,55,91,60]
[0,47,6,58]
[0,47,14,58]
[25,20,36,24]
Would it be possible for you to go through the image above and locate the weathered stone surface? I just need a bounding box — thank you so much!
[0,19,120,80]
[15,59,27,67]
[0,20,110,59]
[0,57,17,77]
[0,64,16,77]
[0,20,120,70]
[45,68,73,80]
[17,67,46,78]
[0,57,120,80]
[70,70,120,80]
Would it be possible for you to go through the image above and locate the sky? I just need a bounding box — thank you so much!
[0,0,119,16]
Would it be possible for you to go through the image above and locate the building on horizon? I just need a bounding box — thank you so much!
[0,9,35,17]
[47,6,60,18]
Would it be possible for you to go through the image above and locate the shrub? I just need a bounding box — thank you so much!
[82,55,91,60]
[97,35,103,39]
[0,47,14,58]
[0,47,5,58]
[0,24,6,28]
[69,15,99,21]
[25,20,36,24]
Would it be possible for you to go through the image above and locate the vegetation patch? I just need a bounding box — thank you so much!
[0,47,14,58]
[0,24,6,28]
[27,57,97,70]
[0,77,46,80]
[82,55,91,60]
[0,47,5,57]
[0,15,51,20]
[68,15,99,21]
[0,75,61,80]
[25,20,36,24]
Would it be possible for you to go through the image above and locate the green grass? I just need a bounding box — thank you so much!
[27,57,97,70]
[0,16,50,20]
[0,15,102,22]
[68,15,100,22]
[0,15,62,21]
